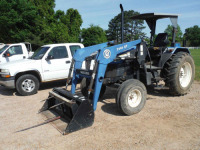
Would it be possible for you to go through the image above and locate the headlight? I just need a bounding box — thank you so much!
[1,74,11,78]
[0,69,11,78]
[1,69,9,73]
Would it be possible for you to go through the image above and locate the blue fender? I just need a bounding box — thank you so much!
[172,47,190,54]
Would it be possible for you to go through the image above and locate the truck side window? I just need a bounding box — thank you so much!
[48,46,68,59]
[69,45,81,56]
[7,46,23,55]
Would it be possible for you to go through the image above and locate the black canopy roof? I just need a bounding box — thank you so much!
[131,13,179,31]
[131,13,178,20]
[131,13,179,46]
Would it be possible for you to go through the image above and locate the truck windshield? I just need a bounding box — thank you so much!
[0,45,9,54]
[31,47,50,60]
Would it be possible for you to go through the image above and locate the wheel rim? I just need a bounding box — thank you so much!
[179,62,192,88]
[21,79,35,92]
[127,89,142,108]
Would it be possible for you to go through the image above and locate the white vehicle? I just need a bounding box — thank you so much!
[0,43,5,49]
[0,43,84,95]
[0,42,33,64]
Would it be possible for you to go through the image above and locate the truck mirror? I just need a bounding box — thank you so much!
[3,52,10,57]
[46,55,53,60]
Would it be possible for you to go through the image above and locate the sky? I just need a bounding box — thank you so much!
[55,0,200,36]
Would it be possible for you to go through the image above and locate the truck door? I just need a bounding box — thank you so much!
[3,45,24,63]
[69,45,81,56]
[0,45,8,64]
[42,46,71,81]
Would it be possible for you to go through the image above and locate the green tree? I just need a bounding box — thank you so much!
[52,10,70,43]
[106,10,145,43]
[0,0,38,43]
[28,0,56,47]
[40,10,68,44]
[185,25,200,46]
[30,0,57,44]
[0,0,82,48]
[81,25,107,47]
[40,8,82,44]
[30,0,55,22]
[164,24,183,45]
[65,8,83,42]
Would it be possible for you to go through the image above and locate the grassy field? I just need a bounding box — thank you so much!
[190,49,200,81]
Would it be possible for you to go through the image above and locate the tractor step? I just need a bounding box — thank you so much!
[154,77,164,81]
[154,85,169,90]
[146,65,162,70]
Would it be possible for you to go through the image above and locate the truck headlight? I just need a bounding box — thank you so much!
[1,74,11,78]
[0,69,11,78]
[1,69,9,73]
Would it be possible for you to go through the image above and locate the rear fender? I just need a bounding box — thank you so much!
[173,47,190,54]
[159,47,190,67]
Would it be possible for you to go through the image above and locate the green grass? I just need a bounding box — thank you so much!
[190,49,200,81]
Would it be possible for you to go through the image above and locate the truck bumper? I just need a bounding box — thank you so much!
[0,77,15,89]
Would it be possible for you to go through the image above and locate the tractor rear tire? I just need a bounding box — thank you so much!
[116,79,147,116]
[163,52,195,95]
[80,78,106,99]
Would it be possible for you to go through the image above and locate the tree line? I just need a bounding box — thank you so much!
[0,0,83,49]
[0,0,199,49]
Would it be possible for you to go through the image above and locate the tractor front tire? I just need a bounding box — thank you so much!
[16,74,40,96]
[116,79,147,116]
[164,52,195,95]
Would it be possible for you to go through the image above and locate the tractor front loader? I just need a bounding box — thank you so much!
[39,39,147,134]
[39,5,195,135]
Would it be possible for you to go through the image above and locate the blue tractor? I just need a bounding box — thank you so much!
[39,5,195,135]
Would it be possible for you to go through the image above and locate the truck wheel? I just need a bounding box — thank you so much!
[116,79,147,115]
[164,52,195,95]
[80,78,106,99]
[16,74,39,96]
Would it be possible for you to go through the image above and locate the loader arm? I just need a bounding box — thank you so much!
[71,39,142,110]
[70,41,113,91]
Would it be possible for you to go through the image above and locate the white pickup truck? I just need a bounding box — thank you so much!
[0,42,33,64]
[0,43,4,49]
[0,43,84,96]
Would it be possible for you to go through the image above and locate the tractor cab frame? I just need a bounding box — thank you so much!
[131,13,178,47]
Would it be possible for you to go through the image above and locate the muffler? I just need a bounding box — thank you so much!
[39,87,94,135]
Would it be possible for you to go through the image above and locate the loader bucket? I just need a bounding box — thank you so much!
[39,87,94,135]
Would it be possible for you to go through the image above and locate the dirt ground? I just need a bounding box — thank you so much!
[0,81,200,150]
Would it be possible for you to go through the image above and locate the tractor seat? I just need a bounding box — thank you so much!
[148,33,169,59]
[154,33,169,47]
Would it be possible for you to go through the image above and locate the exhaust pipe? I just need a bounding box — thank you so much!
[120,4,124,43]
